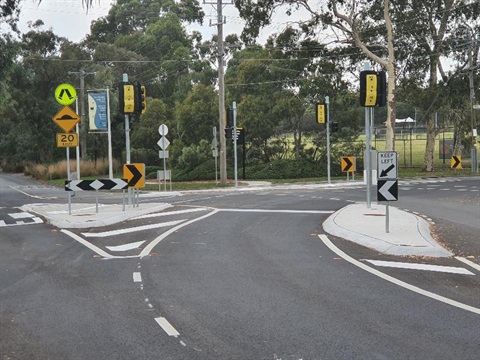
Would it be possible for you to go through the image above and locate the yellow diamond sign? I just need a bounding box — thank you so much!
[52,106,80,133]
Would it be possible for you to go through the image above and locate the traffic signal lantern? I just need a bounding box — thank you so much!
[365,73,377,106]
[122,84,135,114]
[225,108,234,128]
[331,122,339,133]
[376,71,387,107]
[134,82,146,114]
[360,70,387,107]
[316,104,325,124]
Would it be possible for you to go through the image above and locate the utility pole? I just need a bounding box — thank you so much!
[68,70,95,160]
[205,0,232,185]
[467,28,478,173]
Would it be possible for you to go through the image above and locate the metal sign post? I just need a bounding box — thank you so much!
[213,127,218,183]
[377,151,399,233]
[158,124,170,192]
[233,101,238,188]
[363,61,372,208]
[325,96,331,184]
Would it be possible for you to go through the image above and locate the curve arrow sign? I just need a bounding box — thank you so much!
[124,163,145,188]
[341,157,354,172]
[377,180,398,201]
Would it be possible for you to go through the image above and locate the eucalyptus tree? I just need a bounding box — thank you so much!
[392,1,479,171]
[234,0,479,171]
[1,23,72,166]
[174,84,218,146]
[0,0,20,32]
[235,0,399,152]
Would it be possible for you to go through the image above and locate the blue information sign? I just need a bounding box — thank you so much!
[88,93,108,131]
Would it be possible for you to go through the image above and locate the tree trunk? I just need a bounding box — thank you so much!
[423,59,439,172]
[294,130,300,160]
[384,0,396,151]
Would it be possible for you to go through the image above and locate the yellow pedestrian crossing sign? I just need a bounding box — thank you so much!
[55,83,77,106]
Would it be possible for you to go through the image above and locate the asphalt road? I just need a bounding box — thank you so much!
[1,173,479,359]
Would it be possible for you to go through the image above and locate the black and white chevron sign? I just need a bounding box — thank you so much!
[65,178,129,191]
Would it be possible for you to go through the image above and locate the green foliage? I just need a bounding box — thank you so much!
[176,139,211,171]
[2,0,478,176]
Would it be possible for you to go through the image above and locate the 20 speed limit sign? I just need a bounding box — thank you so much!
[56,133,78,147]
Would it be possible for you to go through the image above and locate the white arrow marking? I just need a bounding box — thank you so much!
[379,180,396,201]
[106,240,146,252]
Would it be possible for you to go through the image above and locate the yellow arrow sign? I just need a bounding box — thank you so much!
[123,163,145,188]
[52,106,80,133]
[450,155,462,169]
[341,156,355,172]
[55,83,77,106]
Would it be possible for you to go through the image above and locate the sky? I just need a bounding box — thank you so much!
[15,0,311,44]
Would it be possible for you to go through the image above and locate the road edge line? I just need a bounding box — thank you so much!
[318,234,480,315]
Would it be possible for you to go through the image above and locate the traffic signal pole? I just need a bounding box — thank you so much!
[326,96,331,184]
[364,61,372,209]
[233,101,238,188]
[122,73,132,205]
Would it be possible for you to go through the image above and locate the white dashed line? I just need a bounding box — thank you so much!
[133,272,142,283]
[155,317,180,337]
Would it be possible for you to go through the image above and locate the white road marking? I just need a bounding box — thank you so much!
[364,260,474,275]
[140,209,219,258]
[9,212,35,219]
[0,216,43,227]
[133,272,142,282]
[318,234,480,315]
[81,220,186,238]
[9,186,54,200]
[219,209,334,214]
[131,207,207,220]
[455,257,480,272]
[155,317,180,337]
[106,240,146,252]
[61,229,122,259]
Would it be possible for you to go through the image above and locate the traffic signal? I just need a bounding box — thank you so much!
[225,108,234,128]
[376,71,387,107]
[316,104,325,124]
[331,122,339,132]
[359,70,387,107]
[134,82,146,114]
[119,83,135,114]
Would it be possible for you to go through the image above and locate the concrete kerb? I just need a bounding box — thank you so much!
[322,203,452,258]
[22,202,173,229]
